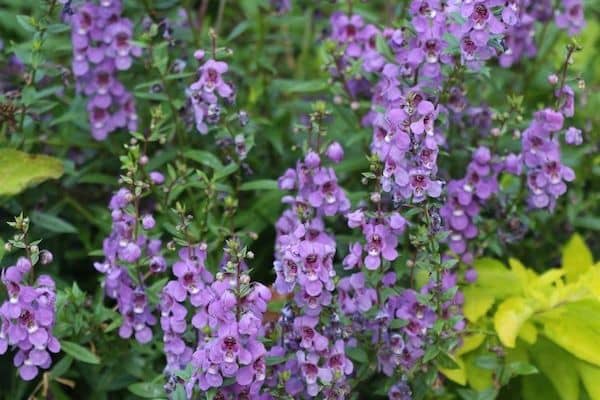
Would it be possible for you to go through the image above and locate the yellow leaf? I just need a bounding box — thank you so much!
[494,297,535,348]
[456,332,486,356]
[529,338,580,400]
[536,300,600,367]
[576,360,600,400]
[509,258,535,285]
[0,149,64,196]
[473,257,522,298]
[562,234,594,282]
[462,286,495,322]
[518,321,538,345]
[439,355,466,385]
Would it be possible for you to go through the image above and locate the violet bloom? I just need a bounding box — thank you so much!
[68,1,139,140]
[363,222,398,270]
[1,263,60,381]
[187,55,234,134]
[555,0,585,36]
[338,272,377,314]
[565,127,582,145]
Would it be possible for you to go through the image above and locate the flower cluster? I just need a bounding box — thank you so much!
[94,186,166,343]
[329,12,385,74]
[377,287,436,375]
[441,146,499,261]
[274,209,336,315]
[274,148,349,316]
[555,0,585,36]
[0,256,60,381]
[372,93,444,203]
[187,50,234,134]
[520,109,576,209]
[185,240,271,398]
[160,244,213,372]
[69,0,140,140]
[343,210,406,270]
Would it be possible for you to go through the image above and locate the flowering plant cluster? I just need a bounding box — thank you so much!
[68,0,140,140]
[0,215,59,381]
[0,0,597,399]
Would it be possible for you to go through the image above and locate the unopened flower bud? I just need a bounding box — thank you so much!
[370,192,381,203]
[547,74,559,85]
[40,250,54,265]
[326,141,344,163]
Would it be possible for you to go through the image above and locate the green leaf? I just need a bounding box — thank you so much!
[183,150,223,170]
[31,211,77,234]
[60,340,100,364]
[128,382,165,398]
[436,351,460,369]
[493,297,535,348]
[266,355,287,366]
[49,356,73,379]
[153,42,169,74]
[535,300,600,366]
[272,79,328,94]
[16,15,36,32]
[473,355,498,370]
[508,361,538,376]
[345,346,368,363]
[0,149,64,196]
[522,372,561,400]
[529,338,580,400]
[561,234,593,282]
[389,319,408,329]
[375,34,394,61]
[576,360,600,400]
[213,163,239,180]
[239,179,279,191]
[464,351,494,391]
[46,23,70,34]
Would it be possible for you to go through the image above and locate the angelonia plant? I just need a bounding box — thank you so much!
[0,0,595,399]
[0,215,59,381]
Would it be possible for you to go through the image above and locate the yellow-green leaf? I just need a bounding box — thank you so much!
[0,149,63,196]
[462,286,495,322]
[529,338,580,400]
[456,332,486,356]
[536,300,600,366]
[562,234,594,283]
[439,355,467,385]
[473,257,522,298]
[576,360,600,400]
[509,258,534,285]
[518,321,538,345]
[494,297,535,348]
[464,351,494,391]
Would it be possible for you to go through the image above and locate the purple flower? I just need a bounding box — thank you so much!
[326,142,344,164]
[1,260,59,382]
[565,127,582,145]
[555,0,585,35]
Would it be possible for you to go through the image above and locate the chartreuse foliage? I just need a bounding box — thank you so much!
[0,148,64,196]
[443,234,600,399]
